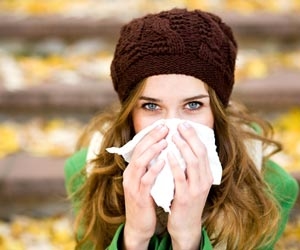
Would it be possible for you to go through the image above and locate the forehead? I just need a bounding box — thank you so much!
[142,74,208,96]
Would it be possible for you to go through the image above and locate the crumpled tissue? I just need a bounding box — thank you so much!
[106,119,222,212]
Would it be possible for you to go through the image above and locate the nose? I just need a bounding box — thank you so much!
[164,110,181,120]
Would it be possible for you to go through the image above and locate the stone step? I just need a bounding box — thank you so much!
[0,153,299,219]
[0,153,68,219]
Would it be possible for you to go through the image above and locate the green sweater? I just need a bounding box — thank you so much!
[64,148,299,249]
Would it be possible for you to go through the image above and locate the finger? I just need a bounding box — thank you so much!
[124,139,167,188]
[171,135,213,205]
[126,124,168,181]
[167,152,187,200]
[140,158,165,195]
[174,124,213,186]
[135,138,167,171]
[177,122,204,157]
[172,133,202,185]
[134,124,168,157]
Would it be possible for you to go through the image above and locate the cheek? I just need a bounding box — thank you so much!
[134,119,159,133]
[186,109,214,129]
[132,111,159,133]
[132,110,148,133]
[206,111,214,129]
[132,113,140,133]
[195,110,214,129]
[206,111,214,128]
[133,119,143,133]
[207,118,214,129]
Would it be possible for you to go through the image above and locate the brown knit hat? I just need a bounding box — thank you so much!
[111,8,237,106]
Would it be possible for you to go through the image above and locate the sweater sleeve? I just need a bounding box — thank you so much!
[261,160,299,249]
[64,148,88,213]
[107,225,213,250]
[107,224,162,249]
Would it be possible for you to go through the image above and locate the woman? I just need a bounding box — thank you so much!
[64,8,299,250]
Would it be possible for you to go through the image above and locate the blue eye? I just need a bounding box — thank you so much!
[142,103,159,111]
[186,101,202,110]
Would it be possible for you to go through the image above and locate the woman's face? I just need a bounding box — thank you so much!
[132,74,214,133]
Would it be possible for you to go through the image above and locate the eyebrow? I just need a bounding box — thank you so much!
[138,94,209,102]
[183,94,210,102]
[139,96,162,102]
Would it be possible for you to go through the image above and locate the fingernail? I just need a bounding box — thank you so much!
[181,121,191,129]
[157,124,167,131]
[156,124,164,130]
[159,139,167,147]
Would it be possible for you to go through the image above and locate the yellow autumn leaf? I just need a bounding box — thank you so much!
[272,108,300,171]
[0,124,20,158]
[244,57,269,79]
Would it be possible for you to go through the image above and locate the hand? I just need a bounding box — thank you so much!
[167,122,213,250]
[122,124,168,250]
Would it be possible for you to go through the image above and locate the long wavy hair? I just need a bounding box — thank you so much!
[70,80,281,250]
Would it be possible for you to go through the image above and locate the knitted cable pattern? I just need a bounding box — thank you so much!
[111,8,237,106]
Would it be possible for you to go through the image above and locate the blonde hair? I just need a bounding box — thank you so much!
[203,89,281,249]
[71,81,281,250]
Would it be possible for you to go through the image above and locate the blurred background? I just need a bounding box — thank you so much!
[0,0,299,249]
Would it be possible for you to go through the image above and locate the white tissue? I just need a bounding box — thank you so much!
[106,119,222,212]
